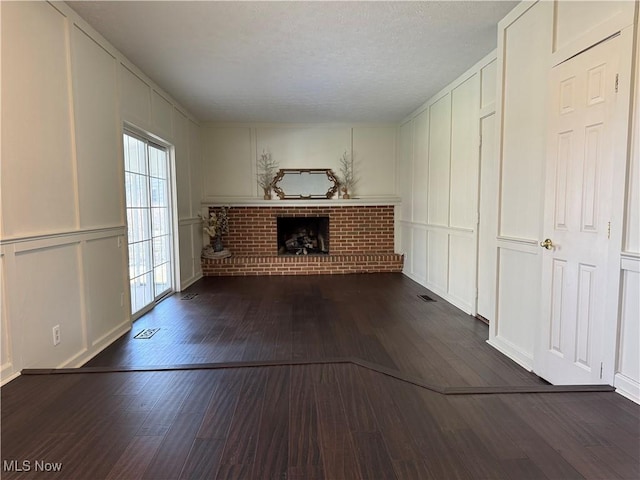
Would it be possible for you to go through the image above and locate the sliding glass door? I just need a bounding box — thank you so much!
[123,132,174,317]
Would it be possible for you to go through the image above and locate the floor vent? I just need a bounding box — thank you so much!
[134,328,160,339]
[418,294,435,302]
[181,293,198,300]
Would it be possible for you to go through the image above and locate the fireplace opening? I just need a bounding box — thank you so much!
[277,216,329,255]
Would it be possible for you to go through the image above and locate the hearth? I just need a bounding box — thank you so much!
[277,216,329,255]
[201,205,403,276]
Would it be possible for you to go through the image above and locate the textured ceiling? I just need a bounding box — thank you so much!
[68,1,518,123]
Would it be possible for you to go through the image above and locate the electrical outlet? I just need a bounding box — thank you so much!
[52,325,61,346]
[117,236,122,248]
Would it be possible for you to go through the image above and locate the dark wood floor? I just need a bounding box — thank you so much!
[2,274,639,479]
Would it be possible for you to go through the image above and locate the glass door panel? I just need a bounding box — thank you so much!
[123,133,173,316]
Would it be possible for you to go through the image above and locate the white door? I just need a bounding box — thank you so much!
[536,35,621,385]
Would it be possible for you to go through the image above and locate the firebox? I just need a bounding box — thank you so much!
[277,216,329,255]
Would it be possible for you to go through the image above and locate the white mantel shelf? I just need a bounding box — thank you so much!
[202,196,402,208]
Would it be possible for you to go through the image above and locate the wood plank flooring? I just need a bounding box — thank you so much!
[2,274,639,479]
[85,274,547,388]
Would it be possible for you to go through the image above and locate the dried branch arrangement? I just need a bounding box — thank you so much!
[257,151,279,199]
[338,151,357,198]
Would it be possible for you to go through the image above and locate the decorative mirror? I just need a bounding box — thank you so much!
[272,169,339,199]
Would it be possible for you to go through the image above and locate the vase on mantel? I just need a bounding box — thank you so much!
[341,187,350,199]
[263,187,272,200]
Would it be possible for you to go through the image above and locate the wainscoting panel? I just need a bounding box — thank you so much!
[1,1,77,238]
[179,223,195,288]
[412,110,429,224]
[398,121,414,222]
[481,59,497,108]
[119,64,152,130]
[426,229,449,295]
[491,245,540,370]
[174,108,192,220]
[189,120,203,214]
[626,26,640,254]
[477,113,498,320]
[450,75,480,230]
[72,24,122,230]
[352,126,397,197]
[411,227,427,284]
[616,260,640,402]
[498,1,552,242]
[448,233,475,313]
[202,127,254,199]
[427,95,451,227]
[400,223,413,277]
[14,243,85,369]
[0,255,11,379]
[83,235,127,346]
[151,90,174,141]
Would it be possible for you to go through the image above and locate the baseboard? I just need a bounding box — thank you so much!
[0,364,20,387]
[614,373,640,405]
[62,321,131,369]
[180,272,203,291]
[402,270,426,286]
[487,336,534,371]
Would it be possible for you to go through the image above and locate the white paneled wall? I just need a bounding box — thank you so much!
[13,243,85,368]
[353,127,397,197]
[119,66,203,289]
[201,124,398,203]
[203,127,254,199]
[83,235,128,347]
[1,2,77,238]
[476,112,498,320]
[412,111,429,226]
[489,1,553,369]
[0,256,9,377]
[398,53,493,314]
[120,66,152,128]
[617,264,639,401]
[489,1,638,404]
[427,96,451,227]
[398,122,414,223]
[72,25,122,230]
[615,25,640,403]
[553,1,636,61]
[151,91,174,141]
[0,1,202,384]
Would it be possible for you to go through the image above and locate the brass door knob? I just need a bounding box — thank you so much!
[540,238,553,250]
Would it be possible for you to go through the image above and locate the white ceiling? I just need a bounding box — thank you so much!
[68,1,518,123]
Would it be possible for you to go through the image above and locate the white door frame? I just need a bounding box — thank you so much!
[122,122,181,318]
[600,25,635,384]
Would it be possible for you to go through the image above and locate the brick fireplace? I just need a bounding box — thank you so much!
[201,205,403,276]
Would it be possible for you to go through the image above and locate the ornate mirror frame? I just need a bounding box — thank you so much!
[271,168,339,199]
